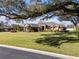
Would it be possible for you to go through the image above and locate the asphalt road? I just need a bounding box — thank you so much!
[0,47,61,59]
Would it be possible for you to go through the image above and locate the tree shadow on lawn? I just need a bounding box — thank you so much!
[35,32,79,48]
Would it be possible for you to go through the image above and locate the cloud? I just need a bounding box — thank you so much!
[0,16,7,22]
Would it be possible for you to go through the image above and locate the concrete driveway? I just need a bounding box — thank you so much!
[0,47,61,59]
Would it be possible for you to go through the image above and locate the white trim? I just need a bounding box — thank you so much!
[0,44,79,59]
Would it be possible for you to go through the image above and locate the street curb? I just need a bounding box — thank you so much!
[0,44,79,59]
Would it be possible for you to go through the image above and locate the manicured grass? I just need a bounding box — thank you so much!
[0,32,79,57]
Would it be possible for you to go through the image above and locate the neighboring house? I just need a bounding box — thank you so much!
[66,25,76,31]
[77,23,79,27]
[0,22,24,32]
[0,24,11,32]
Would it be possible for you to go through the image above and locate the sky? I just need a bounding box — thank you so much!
[0,15,74,27]
[0,16,16,25]
[24,0,79,5]
[72,0,79,3]
[24,0,53,5]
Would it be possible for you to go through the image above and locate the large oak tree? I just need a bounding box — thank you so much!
[0,0,79,19]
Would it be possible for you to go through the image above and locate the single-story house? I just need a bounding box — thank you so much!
[66,25,76,31]
[23,20,65,32]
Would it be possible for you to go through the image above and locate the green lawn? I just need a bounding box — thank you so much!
[0,32,79,57]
